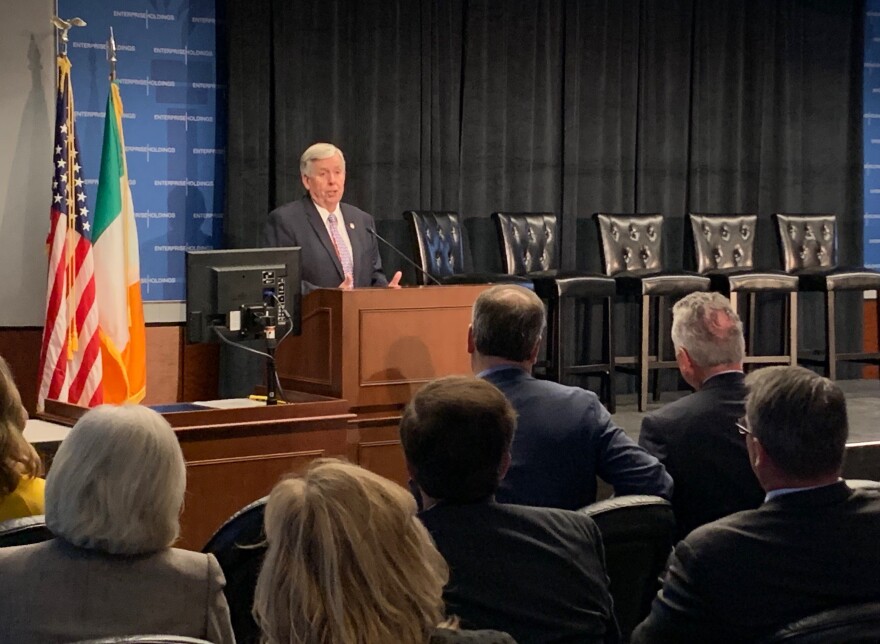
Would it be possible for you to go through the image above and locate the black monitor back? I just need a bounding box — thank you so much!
[185,247,302,344]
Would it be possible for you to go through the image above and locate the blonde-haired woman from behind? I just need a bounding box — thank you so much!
[0,356,44,522]
[253,458,516,644]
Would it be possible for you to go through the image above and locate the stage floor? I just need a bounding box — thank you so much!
[611,379,880,445]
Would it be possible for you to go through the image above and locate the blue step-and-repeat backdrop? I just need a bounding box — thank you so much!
[59,0,225,301]
[866,2,880,269]
[55,2,880,289]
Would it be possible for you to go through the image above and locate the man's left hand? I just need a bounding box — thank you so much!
[387,271,402,289]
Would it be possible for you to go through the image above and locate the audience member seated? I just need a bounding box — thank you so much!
[632,366,880,643]
[0,356,44,522]
[402,376,620,643]
[253,457,515,644]
[639,292,764,537]
[469,284,672,509]
[0,405,234,644]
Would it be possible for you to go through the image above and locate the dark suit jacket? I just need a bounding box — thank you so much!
[485,367,673,509]
[632,482,880,643]
[420,500,619,644]
[0,538,234,643]
[263,195,388,293]
[638,371,764,538]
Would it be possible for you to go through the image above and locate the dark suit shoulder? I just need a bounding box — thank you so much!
[338,201,372,219]
[642,379,745,436]
[489,370,602,410]
[268,196,310,219]
[428,501,602,546]
[644,387,722,425]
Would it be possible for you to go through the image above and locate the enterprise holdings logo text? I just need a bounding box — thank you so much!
[113,10,175,28]
[72,41,136,52]
[153,47,214,64]
[155,113,214,131]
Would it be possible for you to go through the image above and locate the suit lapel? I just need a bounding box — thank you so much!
[304,197,344,280]
[340,205,363,283]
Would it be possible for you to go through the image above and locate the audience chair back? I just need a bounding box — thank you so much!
[493,212,558,274]
[202,497,268,644]
[0,514,53,547]
[775,213,838,272]
[403,211,469,284]
[73,636,214,644]
[580,495,676,642]
[762,602,880,643]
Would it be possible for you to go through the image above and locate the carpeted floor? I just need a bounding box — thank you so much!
[610,379,880,445]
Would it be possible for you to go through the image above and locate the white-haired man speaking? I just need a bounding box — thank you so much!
[263,142,401,293]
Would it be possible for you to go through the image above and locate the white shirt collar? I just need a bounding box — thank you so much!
[313,202,340,225]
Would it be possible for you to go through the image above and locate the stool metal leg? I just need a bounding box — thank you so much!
[639,294,650,412]
[825,291,836,381]
[748,292,757,358]
[549,295,562,383]
[789,292,798,367]
[604,296,616,414]
[652,295,666,403]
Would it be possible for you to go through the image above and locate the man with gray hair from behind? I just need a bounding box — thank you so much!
[633,366,880,642]
[639,291,764,538]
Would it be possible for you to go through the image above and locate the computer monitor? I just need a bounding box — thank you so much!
[185,247,302,344]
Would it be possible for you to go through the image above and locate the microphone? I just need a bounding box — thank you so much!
[367,227,443,286]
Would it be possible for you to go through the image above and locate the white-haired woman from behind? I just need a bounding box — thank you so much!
[253,458,515,644]
[0,405,235,644]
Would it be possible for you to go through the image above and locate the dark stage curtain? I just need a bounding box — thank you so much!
[224,0,865,383]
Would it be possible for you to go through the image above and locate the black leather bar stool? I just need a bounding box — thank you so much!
[595,214,711,411]
[493,212,617,412]
[403,211,531,286]
[774,213,880,380]
[689,213,798,366]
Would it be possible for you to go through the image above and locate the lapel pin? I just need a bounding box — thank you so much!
[349,222,355,229]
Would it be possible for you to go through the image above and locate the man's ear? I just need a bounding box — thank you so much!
[498,450,512,480]
[467,324,476,355]
[676,346,692,370]
[528,338,541,364]
[301,173,311,193]
[405,458,419,482]
[751,436,767,470]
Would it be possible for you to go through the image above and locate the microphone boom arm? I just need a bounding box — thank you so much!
[367,227,443,286]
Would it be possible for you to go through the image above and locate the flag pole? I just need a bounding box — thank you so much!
[107,27,117,82]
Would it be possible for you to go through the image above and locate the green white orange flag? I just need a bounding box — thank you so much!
[92,82,146,404]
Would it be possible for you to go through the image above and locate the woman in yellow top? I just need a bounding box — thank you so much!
[0,355,44,522]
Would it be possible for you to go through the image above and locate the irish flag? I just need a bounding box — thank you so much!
[92,82,146,404]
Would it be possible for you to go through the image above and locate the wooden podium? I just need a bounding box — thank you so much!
[276,285,487,412]
[274,284,488,481]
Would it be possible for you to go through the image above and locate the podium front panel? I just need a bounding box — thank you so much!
[277,285,489,411]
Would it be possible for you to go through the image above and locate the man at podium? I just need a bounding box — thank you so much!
[263,142,402,293]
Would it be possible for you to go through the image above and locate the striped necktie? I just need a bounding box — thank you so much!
[326,212,354,279]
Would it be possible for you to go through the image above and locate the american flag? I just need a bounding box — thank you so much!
[37,56,103,410]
